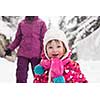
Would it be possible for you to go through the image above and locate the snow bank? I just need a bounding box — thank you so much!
[78,60,100,83]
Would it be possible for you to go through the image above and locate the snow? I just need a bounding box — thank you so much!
[76,27,100,61]
[40,16,61,29]
[0,58,33,83]
[0,20,13,39]
[0,58,16,82]
[78,60,100,83]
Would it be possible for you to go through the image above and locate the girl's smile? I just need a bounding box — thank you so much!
[46,40,66,59]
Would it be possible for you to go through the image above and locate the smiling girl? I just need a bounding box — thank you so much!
[33,29,88,83]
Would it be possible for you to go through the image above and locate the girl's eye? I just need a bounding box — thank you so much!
[48,46,53,49]
[57,45,61,48]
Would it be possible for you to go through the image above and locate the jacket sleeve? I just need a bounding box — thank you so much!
[72,62,88,83]
[7,23,22,51]
[33,64,49,83]
[40,21,47,52]
[33,58,50,83]
[41,21,47,40]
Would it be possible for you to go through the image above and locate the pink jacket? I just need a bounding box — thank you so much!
[33,53,88,83]
[8,16,47,58]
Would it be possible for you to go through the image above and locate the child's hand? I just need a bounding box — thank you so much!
[4,48,11,56]
[50,58,64,78]
[34,64,45,75]
[40,59,51,69]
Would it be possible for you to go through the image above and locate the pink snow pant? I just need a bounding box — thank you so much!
[16,56,41,83]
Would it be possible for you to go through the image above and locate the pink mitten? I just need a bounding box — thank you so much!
[40,59,51,69]
[50,58,64,78]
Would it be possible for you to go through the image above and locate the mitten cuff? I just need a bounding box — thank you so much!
[34,65,44,75]
[53,76,65,83]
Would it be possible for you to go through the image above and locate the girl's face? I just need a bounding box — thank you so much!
[46,40,66,59]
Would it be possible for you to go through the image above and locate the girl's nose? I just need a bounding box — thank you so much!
[52,47,57,52]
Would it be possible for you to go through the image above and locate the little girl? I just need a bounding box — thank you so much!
[33,29,88,83]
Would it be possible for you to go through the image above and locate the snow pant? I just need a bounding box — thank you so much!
[16,56,41,83]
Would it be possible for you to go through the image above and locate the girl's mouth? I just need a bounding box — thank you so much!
[52,54,59,57]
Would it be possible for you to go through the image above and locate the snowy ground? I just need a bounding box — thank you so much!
[0,58,34,83]
[78,60,100,83]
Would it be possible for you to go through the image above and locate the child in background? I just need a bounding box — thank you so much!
[33,29,88,83]
[4,16,47,83]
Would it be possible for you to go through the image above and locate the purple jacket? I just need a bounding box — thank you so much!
[8,16,47,58]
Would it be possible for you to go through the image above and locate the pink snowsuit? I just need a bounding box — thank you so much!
[33,52,88,83]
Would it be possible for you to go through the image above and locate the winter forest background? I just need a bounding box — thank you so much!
[0,16,100,83]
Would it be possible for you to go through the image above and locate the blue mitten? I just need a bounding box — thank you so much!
[53,76,65,83]
[34,65,45,75]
